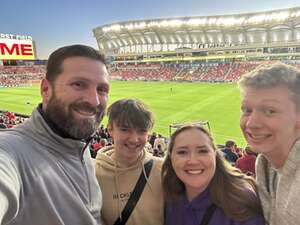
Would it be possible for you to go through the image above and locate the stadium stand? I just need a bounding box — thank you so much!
[0,65,45,87]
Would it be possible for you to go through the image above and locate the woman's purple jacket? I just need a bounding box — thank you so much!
[165,189,265,225]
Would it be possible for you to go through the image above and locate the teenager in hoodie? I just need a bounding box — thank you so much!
[95,98,164,225]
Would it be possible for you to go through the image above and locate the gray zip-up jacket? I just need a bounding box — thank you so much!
[256,138,300,225]
[0,107,102,225]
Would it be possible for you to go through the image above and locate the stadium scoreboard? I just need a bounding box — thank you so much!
[0,33,35,60]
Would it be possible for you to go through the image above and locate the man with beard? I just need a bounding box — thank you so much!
[0,44,110,225]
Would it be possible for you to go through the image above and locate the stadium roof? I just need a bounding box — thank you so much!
[93,7,300,56]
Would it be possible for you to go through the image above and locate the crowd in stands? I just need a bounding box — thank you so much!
[110,64,178,81]
[221,140,257,176]
[0,111,27,129]
[109,61,276,82]
[1,61,299,85]
[0,65,45,87]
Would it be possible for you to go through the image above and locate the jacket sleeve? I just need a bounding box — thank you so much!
[0,149,21,224]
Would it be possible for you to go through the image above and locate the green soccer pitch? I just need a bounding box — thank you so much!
[0,81,246,146]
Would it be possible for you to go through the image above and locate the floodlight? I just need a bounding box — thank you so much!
[208,18,217,25]
[186,18,207,26]
[159,20,169,27]
[169,20,184,27]
[125,24,134,30]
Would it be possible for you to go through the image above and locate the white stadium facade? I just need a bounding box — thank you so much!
[93,7,300,62]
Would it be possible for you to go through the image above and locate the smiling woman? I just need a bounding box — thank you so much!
[162,125,265,225]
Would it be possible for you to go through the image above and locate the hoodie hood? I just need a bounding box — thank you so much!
[95,143,164,225]
[96,145,154,172]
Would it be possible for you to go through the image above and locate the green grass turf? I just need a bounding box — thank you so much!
[0,81,246,146]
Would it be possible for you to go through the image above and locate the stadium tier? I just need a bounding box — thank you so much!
[93,6,300,71]
[0,65,45,87]
[109,61,266,82]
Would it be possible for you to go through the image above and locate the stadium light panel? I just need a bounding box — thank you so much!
[148,21,159,27]
[291,10,300,18]
[267,11,289,22]
[159,20,170,27]
[135,22,146,29]
[247,14,266,24]
[168,19,184,27]
[102,27,109,32]
[246,11,290,24]
[186,18,207,26]
[216,17,245,26]
[110,24,121,32]
[208,18,217,25]
[125,23,134,30]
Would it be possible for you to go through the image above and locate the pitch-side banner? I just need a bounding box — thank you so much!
[0,38,35,60]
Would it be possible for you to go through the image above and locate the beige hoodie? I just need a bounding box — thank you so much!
[95,145,164,225]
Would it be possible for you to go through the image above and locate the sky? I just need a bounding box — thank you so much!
[2,0,300,59]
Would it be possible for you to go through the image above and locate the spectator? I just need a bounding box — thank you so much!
[149,132,157,148]
[0,123,6,129]
[222,140,239,164]
[153,144,164,157]
[239,63,300,225]
[162,125,264,225]
[154,134,166,153]
[0,44,110,225]
[236,146,257,176]
[96,99,164,225]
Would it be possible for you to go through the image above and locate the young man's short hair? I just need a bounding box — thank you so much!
[239,63,300,111]
[107,98,154,131]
